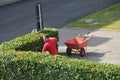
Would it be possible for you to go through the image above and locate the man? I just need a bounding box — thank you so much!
[42,35,58,55]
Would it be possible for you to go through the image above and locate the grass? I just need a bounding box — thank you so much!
[65,3,120,30]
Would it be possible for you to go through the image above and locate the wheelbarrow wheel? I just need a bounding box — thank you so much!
[80,48,85,57]
[66,48,71,55]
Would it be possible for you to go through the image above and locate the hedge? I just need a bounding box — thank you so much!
[0,28,120,80]
[0,50,120,80]
[0,27,58,52]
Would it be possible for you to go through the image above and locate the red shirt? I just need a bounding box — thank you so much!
[42,38,58,55]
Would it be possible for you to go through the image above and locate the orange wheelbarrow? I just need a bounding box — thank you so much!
[64,33,93,57]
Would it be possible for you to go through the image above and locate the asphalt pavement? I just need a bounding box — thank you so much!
[58,28,120,65]
[0,0,119,43]
[0,0,20,6]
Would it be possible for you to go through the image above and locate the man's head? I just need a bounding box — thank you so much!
[43,34,49,42]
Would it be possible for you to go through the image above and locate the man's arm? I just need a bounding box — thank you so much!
[42,44,47,53]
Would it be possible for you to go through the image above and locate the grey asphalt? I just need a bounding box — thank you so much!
[58,28,120,65]
[0,0,20,6]
[0,0,119,43]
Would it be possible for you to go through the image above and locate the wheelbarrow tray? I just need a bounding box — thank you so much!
[64,37,89,50]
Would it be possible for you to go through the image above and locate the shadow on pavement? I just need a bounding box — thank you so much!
[58,28,112,47]
[88,36,112,47]
[59,36,111,47]
[58,50,111,62]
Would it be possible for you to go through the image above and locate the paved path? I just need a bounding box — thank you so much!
[0,0,20,6]
[58,28,120,65]
[0,0,119,43]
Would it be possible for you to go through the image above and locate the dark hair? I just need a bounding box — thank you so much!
[44,34,49,39]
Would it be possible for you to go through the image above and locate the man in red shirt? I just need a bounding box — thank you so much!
[42,35,58,55]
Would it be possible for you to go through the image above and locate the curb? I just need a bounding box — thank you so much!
[0,0,20,6]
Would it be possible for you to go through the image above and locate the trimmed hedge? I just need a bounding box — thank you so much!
[0,50,120,80]
[0,28,120,80]
[0,28,58,52]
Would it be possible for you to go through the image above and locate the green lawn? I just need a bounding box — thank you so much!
[65,3,120,30]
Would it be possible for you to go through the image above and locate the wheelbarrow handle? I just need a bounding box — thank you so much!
[88,34,94,39]
[76,33,82,38]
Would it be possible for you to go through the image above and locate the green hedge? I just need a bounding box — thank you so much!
[0,50,120,80]
[0,28,120,80]
[0,28,58,52]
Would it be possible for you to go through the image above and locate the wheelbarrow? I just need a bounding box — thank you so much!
[64,33,93,57]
